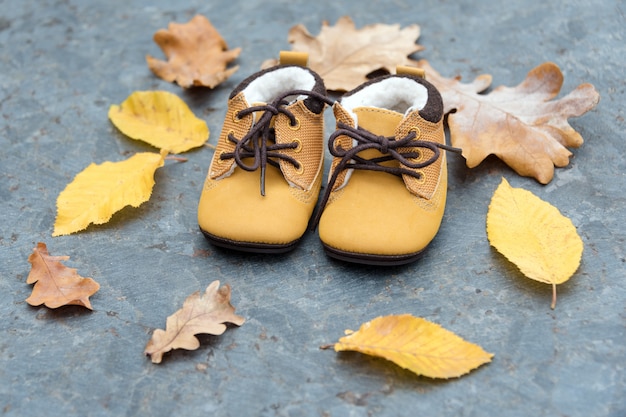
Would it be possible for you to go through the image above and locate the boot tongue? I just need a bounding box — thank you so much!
[352,107,404,167]
[353,107,403,136]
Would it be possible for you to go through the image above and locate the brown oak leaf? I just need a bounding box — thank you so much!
[145,280,245,364]
[26,242,100,309]
[417,59,600,184]
[266,16,423,91]
[146,14,241,88]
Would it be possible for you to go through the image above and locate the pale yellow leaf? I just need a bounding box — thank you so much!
[108,91,209,153]
[486,177,583,308]
[53,151,166,236]
[334,314,493,379]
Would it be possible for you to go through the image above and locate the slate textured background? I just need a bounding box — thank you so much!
[1,0,624,416]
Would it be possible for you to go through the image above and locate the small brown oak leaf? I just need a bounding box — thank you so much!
[145,280,245,364]
[146,14,241,88]
[416,59,600,184]
[26,242,100,310]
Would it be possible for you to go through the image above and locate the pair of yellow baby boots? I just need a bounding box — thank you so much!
[197,52,454,265]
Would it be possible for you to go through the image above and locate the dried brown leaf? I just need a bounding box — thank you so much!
[269,16,422,91]
[145,281,245,364]
[146,14,240,88]
[26,242,100,309]
[417,59,600,184]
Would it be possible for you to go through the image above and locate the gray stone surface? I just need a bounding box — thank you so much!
[1,0,624,416]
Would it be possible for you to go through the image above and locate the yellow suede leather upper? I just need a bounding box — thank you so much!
[199,163,322,244]
[318,105,447,256]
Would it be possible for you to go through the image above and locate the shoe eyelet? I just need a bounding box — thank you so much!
[215,151,227,164]
[414,169,426,184]
[232,111,243,123]
[294,163,304,175]
[412,150,424,163]
[227,130,235,141]
[409,126,421,138]
[288,117,301,130]
[292,138,302,153]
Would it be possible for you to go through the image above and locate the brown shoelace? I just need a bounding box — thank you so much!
[310,122,462,228]
[219,89,334,196]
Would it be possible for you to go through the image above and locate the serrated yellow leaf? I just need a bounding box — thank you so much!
[334,314,493,379]
[486,177,583,308]
[53,151,166,236]
[108,91,209,153]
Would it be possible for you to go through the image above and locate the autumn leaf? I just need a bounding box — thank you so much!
[332,314,493,379]
[486,178,583,309]
[266,16,423,91]
[417,59,600,184]
[145,281,245,364]
[53,151,166,236]
[108,90,209,153]
[146,14,240,88]
[26,242,100,310]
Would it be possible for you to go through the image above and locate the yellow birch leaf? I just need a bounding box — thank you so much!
[108,91,209,153]
[334,314,493,379]
[486,177,583,309]
[53,151,166,236]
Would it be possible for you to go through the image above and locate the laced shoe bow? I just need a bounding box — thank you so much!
[221,89,333,196]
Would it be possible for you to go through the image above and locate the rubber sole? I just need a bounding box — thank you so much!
[322,244,425,266]
[200,228,300,254]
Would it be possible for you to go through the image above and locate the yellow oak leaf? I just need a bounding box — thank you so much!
[265,16,423,91]
[334,314,493,379]
[146,14,240,88]
[416,59,600,184]
[26,242,100,310]
[145,281,245,364]
[53,151,166,236]
[486,178,583,309]
[108,90,209,153]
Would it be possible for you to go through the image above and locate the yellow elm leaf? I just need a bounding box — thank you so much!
[486,177,583,309]
[53,151,166,236]
[334,314,493,379]
[108,90,209,153]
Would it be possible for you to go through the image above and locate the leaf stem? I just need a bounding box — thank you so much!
[165,155,188,163]
[551,283,557,310]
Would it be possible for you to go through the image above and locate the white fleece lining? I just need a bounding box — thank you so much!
[242,67,316,105]
[340,77,429,122]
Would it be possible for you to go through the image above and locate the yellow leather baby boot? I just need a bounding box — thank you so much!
[198,52,332,253]
[315,67,459,265]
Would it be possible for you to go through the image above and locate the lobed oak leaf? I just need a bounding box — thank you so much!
[145,280,245,364]
[486,178,583,309]
[53,151,166,236]
[146,14,241,88]
[333,314,493,379]
[265,16,423,91]
[416,59,600,184]
[108,90,209,153]
[26,242,100,309]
